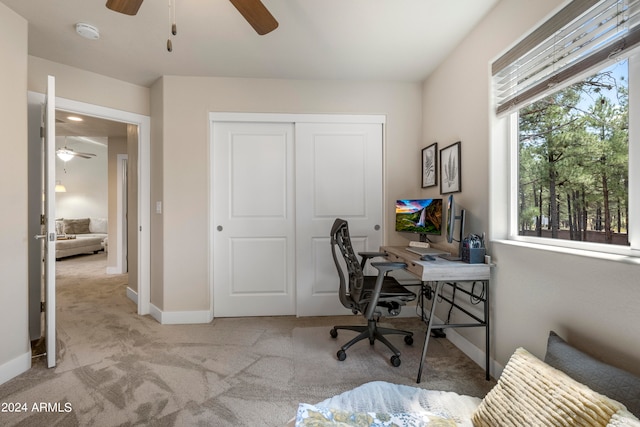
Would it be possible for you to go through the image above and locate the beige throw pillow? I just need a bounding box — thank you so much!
[472,347,625,427]
[63,218,91,234]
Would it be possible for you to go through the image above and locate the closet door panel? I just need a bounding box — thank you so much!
[213,122,295,317]
[296,122,383,316]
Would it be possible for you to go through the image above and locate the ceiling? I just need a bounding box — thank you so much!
[56,111,128,138]
[2,0,498,88]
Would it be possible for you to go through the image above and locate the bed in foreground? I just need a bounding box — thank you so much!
[288,332,640,426]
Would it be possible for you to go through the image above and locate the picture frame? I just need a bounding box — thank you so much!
[421,143,438,188]
[440,141,461,194]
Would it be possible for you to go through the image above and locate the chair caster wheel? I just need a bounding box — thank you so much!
[404,335,414,345]
[390,355,401,367]
[330,328,338,338]
[337,350,347,361]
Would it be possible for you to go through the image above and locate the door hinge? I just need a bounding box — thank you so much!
[40,214,46,225]
[40,301,46,313]
[40,126,44,138]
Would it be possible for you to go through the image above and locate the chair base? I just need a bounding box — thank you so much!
[330,319,414,367]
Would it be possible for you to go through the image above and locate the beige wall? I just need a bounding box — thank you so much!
[0,3,30,382]
[28,56,150,116]
[152,76,423,312]
[422,0,640,376]
[150,80,164,309]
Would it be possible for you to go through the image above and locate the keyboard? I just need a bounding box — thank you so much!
[406,246,448,256]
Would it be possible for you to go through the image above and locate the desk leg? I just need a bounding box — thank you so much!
[416,281,443,383]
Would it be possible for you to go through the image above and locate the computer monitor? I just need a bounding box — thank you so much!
[395,198,443,241]
[442,194,466,261]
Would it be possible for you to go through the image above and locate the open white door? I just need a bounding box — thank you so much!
[43,75,56,368]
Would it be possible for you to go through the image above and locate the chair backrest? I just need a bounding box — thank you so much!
[330,218,364,310]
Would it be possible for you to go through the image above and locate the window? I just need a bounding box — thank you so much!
[516,60,629,247]
[492,0,640,255]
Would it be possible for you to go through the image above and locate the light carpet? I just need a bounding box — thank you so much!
[0,253,495,426]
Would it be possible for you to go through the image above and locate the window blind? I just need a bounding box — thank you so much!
[493,0,640,115]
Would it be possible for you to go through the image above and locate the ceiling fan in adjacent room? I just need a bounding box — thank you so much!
[56,147,96,161]
[105,0,279,35]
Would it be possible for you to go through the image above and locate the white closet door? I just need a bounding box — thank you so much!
[212,122,296,317]
[295,122,383,316]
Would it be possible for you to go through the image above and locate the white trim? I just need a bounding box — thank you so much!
[112,154,128,275]
[126,287,138,304]
[149,303,213,325]
[494,238,640,265]
[149,303,162,323]
[209,112,386,124]
[0,351,31,386]
[629,53,640,250]
[50,95,151,316]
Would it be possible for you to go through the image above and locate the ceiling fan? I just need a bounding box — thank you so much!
[56,147,96,161]
[105,0,279,35]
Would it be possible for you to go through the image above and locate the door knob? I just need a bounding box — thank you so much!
[34,233,55,241]
[374,224,380,230]
[217,225,223,231]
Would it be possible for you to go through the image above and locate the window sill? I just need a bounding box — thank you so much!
[491,239,640,266]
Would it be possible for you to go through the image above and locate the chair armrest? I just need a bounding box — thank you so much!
[358,251,389,271]
[359,251,388,258]
[370,261,407,273]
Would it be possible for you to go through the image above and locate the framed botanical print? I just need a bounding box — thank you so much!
[421,143,437,188]
[440,141,461,194]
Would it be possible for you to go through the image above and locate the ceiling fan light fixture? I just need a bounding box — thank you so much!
[57,150,74,162]
[76,23,100,40]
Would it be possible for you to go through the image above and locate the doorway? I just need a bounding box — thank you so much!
[27,93,151,347]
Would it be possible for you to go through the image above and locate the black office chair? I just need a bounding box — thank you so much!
[329,218,417,367]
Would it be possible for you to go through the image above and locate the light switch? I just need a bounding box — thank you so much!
[156,201,162,214]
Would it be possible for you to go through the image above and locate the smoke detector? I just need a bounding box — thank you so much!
[75,23,100,40]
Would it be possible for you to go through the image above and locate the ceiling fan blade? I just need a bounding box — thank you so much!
[57,147,96,159]
[75,152,96,158]
[106,0,144,16]
[229,0,279,35]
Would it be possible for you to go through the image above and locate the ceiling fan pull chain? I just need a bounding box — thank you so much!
[171,0,177,35]
[167,0,176,52]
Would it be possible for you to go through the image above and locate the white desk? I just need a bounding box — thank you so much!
[381,246,491,383]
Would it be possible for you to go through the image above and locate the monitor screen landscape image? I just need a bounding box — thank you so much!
[395,199,443,235]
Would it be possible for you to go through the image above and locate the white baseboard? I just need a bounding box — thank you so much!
[149,303,213,325]
[126,287,138,304]
[0,351,31,386]
[106,266,123,275]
